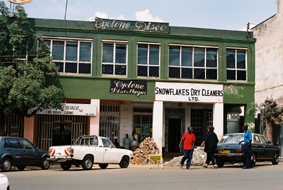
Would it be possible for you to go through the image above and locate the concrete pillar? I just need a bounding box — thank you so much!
[213,103,224,140]
[89,99,100,135]
[24,116,36,144]
[152,101,164,154]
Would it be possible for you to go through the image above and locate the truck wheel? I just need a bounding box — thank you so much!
[81,156,93,170]
[1,158,12,172]
[119,156,129,168]
[99,164,108,169]
[272,153,279,165]
[41,157,50,170]
[61,162,72,170]
[17,166,26,171]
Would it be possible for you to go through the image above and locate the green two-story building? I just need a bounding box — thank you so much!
[20,17,255,154]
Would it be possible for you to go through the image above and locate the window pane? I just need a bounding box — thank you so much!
[65,62,77,73]
[237,70,246,80]
[103,43,113,63]
[181,68,192,79]
[7,138,20,149]
[194,68,205,79]
[79,63,91,74]
[149,66,159,77]
[55,62,63,72]
[226,50,235,68]
[207,48,217,67]
[115,65,126,75]
[206,69,217,80]
[149,45,159,65]
[227,70,235,80]
[138,44,148,65]
[66,42,78,61]
[182,47,192,66]
[80,42,91,62]
[115,44,126,63]
[169,46,180,66]
[194,48,205,67]
[169,67,180,78]
[237,50,246,69]
[102,64,113,74]
[137,66,147,76]
[52,41,64,60]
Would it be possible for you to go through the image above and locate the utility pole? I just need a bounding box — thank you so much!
[64,0,68,20]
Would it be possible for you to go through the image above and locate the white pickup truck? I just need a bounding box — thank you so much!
[47,135,133,170]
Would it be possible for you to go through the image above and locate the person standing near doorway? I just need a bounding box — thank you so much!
[239,125,252,169]
[123,134,131,150]
[179,127,196,169]
[131,131,138,151]
[201,126,219,169]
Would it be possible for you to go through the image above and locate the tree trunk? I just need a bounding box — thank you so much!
[265,120,273,145]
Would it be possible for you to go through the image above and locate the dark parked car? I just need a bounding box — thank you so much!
[0,136,50,172]
[215,133,281,167]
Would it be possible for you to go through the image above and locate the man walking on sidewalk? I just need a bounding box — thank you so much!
[179,127,196,169]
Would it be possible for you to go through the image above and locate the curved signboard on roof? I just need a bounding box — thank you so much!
[8,0,32,4]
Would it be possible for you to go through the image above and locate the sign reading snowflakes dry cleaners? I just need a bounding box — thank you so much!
[155,82,224,103]
[94,17,169,33]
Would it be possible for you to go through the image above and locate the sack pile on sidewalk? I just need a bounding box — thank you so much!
[130,137,160,165]
[164,147,206,167]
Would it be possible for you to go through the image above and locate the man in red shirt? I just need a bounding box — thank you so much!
[179,127,196,169]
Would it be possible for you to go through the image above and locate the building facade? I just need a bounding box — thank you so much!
[252,0,283,151]
[12,17,255,154]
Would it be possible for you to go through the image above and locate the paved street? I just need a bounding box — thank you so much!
[3,162,283,190]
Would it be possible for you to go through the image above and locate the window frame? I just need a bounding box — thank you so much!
[226,47,247,81]
[168,44,218,80]
[41,37,93,75]
[101,40,128,77]
[137,42,161,78]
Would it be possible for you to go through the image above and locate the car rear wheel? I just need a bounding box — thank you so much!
[17,166,26,171]
[81,156,93,170]
[41,157,50,170]
[216,160,224,168]
[61,162,72,170]
[1,158,12,172]
[250,153,256,168]
[119,156,129,168]
[99,164,108,169]
[272,153,279,165]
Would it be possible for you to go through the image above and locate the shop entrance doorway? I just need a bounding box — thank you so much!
[168,118,181,153]
[52,123,72,146]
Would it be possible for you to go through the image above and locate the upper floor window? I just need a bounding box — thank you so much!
[169,45,218,80]
[102,41,127,76]
[43,38,92,75]
[226,49,246,81]
[137,43,160,77]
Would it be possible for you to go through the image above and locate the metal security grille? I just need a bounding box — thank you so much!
[37,115,87,150]
[100,105,120,141]
[133,108,153,142]
[207,109,213,126]
[191,109,204,146]
[5,114,24,137]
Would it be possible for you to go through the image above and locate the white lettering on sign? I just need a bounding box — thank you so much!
[155,82,224,103]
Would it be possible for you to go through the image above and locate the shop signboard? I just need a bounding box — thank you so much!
[94,17,169,33]
[32,103,96,116]
[155,82,224,103]
[110,79,147,97]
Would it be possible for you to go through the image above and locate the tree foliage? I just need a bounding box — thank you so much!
[0,2,63,135]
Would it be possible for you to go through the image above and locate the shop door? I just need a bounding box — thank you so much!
[168,118,181,153]
[52,123,72,146]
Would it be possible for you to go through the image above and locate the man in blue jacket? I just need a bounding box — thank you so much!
[240,125,252,169]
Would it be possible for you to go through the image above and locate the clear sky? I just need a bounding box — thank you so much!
[4,0,277,31]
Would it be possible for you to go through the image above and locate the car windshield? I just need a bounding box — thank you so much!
[219,134,244,144]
